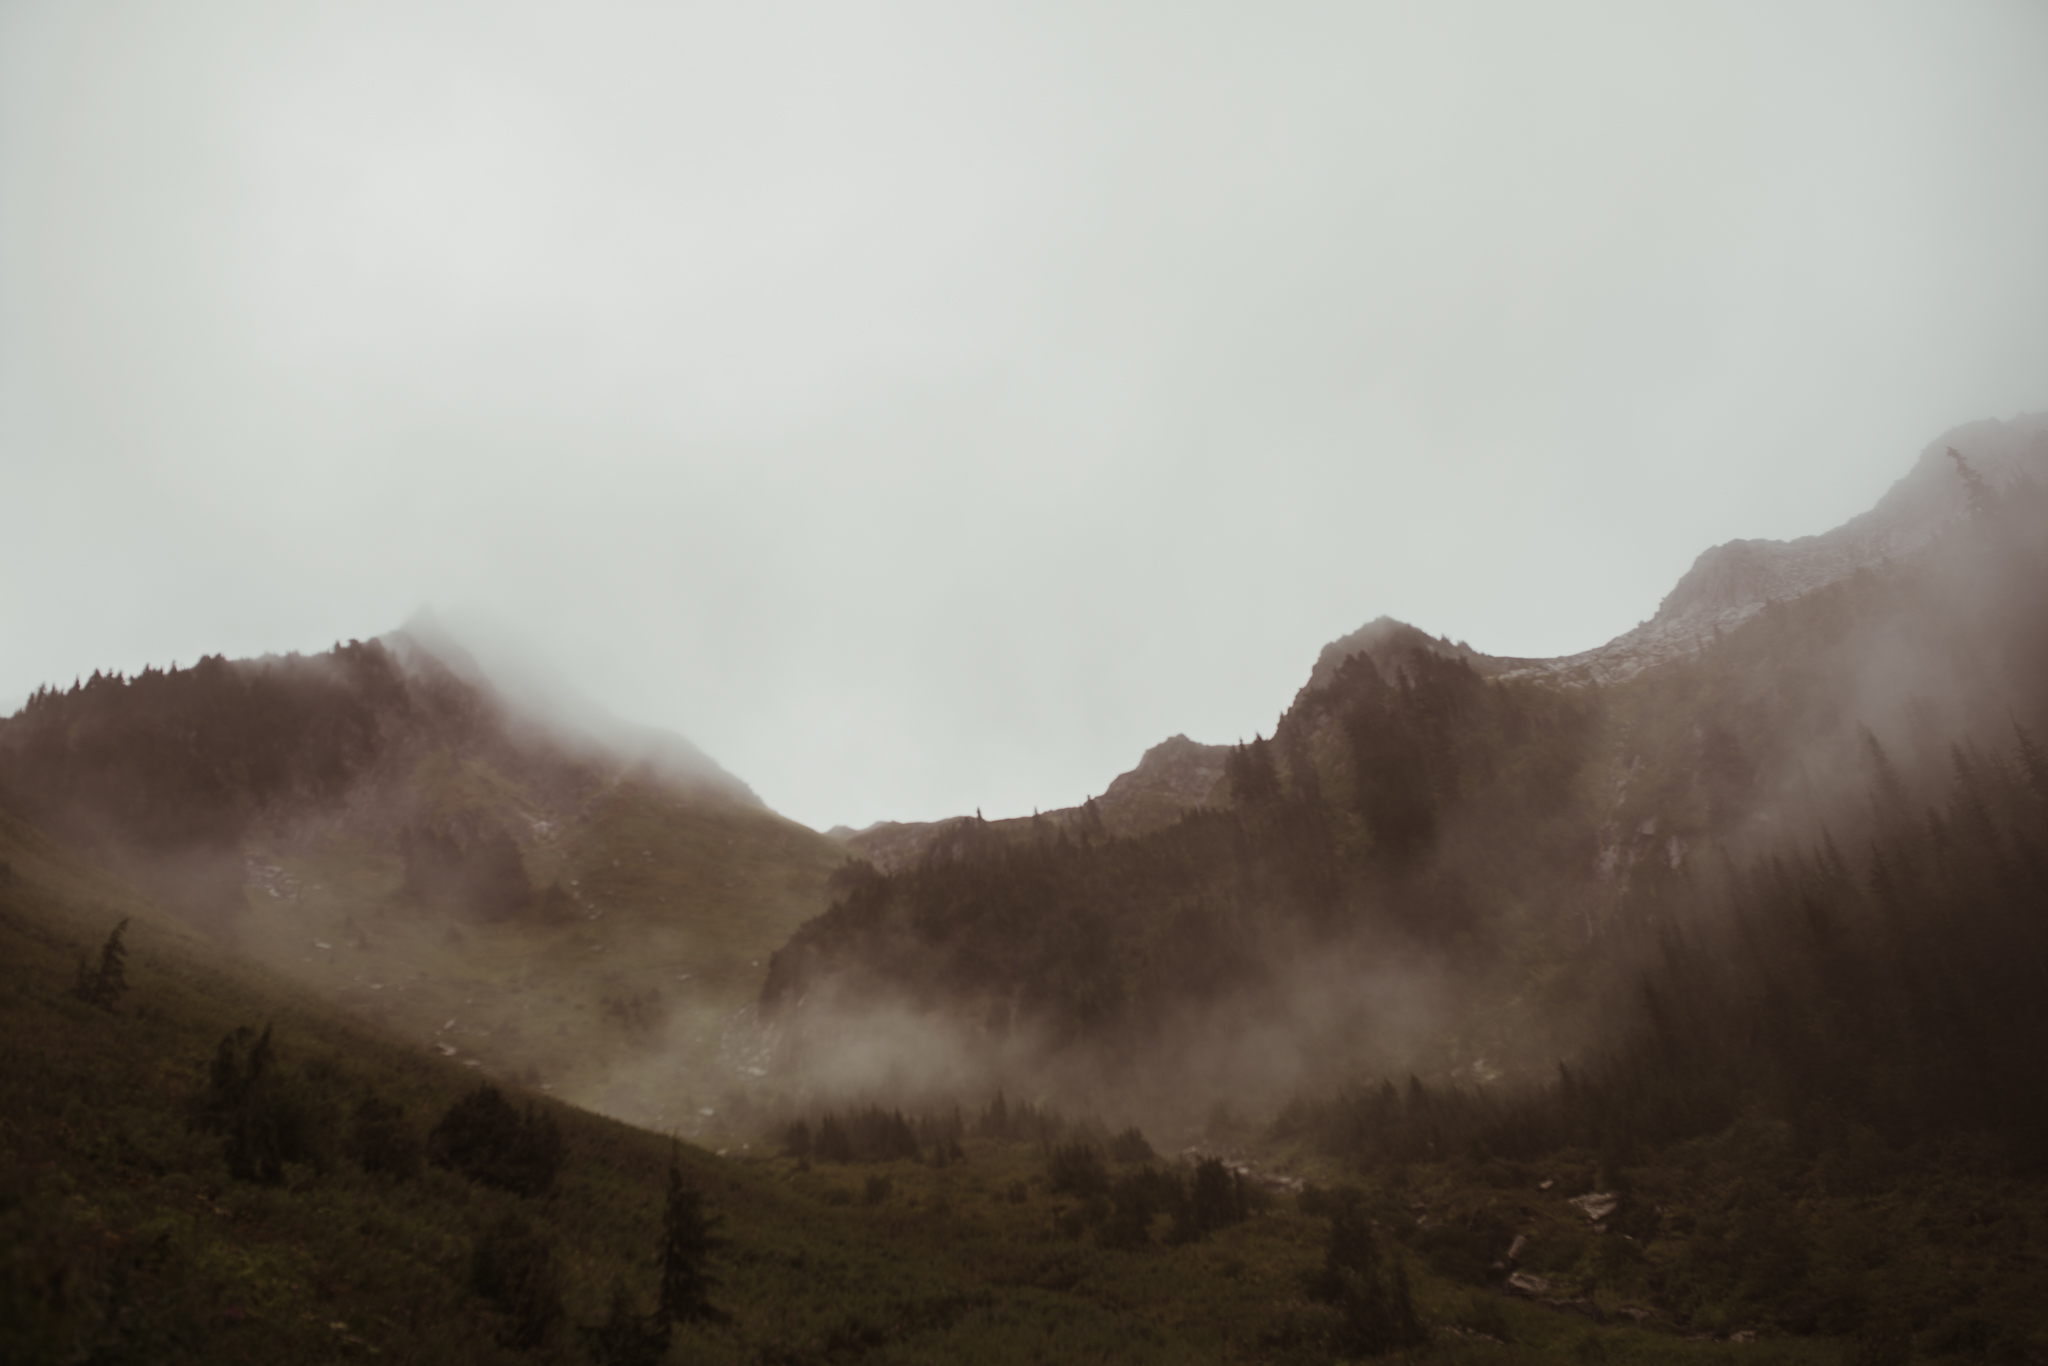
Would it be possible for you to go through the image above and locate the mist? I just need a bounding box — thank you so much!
[669,436,2048,1148]
[7,1,2048,833]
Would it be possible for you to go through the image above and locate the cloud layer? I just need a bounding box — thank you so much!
[5,0,2047,829]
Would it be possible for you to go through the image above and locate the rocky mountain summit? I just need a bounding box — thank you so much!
[1308,413,2048,692]
[1091,734,1231,834]
[1469,413,2048,687]
[838,413,2048,863]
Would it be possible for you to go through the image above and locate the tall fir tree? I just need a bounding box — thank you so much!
[657,1141,726,1328]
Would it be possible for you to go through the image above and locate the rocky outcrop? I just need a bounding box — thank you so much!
[844,414,2048,859]
[1316,413,2048,690]
[840,734,1231,873]
[1094,734,1230,837]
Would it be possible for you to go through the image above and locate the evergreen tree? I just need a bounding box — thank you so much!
[428,1085,564,1196]
[1313,1204,1426,1355]
[194,1023,330,1183]
[347,1093,422,1179]
[1227,735,1282,804]
[814,1113,853,1163]
[783,1117,813,1158]
[71,917,129,1011]
[2013,721,2048,810]
[1173,1157,1244,1242]
[1948,446,1997,518]
[657,1141,726,1328]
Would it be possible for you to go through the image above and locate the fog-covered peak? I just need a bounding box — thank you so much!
[389,606,760,808]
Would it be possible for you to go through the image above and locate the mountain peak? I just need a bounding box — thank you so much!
[1303,617,1482,695]
[1494,411,2048,686]
[390,609,758,807]
[1307,413,2048,692]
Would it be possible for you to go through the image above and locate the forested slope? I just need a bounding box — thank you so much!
[760,463,2048,1123]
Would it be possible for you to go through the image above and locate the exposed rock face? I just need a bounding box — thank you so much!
[1094,734,1230,837]
[1320,413,2048,690]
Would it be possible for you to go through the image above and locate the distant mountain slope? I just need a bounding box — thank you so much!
[859,413,2048,859]
[1317,411,2048,690]
[842,734,1230,874]
[0,627,850,1125]
[759,415,2048,1113]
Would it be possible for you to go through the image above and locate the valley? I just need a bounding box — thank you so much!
[5,414,2048,1362]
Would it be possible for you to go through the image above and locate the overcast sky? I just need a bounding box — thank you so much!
[4,1,2046,832]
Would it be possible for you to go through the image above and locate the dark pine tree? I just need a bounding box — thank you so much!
[657,1141,727,1328]
[71,917,130,1011]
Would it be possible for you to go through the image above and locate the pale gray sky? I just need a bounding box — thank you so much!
[4,1,2046,831]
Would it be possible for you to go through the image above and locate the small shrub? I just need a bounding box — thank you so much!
[1171,1158,1244,1243]
[1311,1206,1428,1355]
[1297,1183,1335,1216]
[814,1114,854,1163]
[582,1280,669,1366]
[471,1211,564,1350]
[862,1175,893,1206]
[784,1118,812,1158]
[1097,1167,1181,1250]
[429,1085,565,1196]
[1414,1215,1508,1286]
[1047,1144,1109,1198]
[1455,1292,1512,1342]
[348,1093,422,1179]
[1108,1127,1156,1164]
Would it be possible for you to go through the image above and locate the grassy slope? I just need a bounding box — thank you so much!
[232,760,849,1134]
[2,805,1868,1366]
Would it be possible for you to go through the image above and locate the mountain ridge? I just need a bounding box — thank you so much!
[757,409,2048,1119]
[855,412,2048,867]
[1466,410,2048,687]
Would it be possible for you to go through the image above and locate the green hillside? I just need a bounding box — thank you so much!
[229,776,845,1129]
[0,633,853,1129]
[10,794,2048,1364]
[2,803,1878,1365]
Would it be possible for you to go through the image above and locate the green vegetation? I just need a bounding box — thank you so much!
[429,1085,567,1197]
[0,633,851,1127]
[2,794,2042,1361]
[70,916,129,1011]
